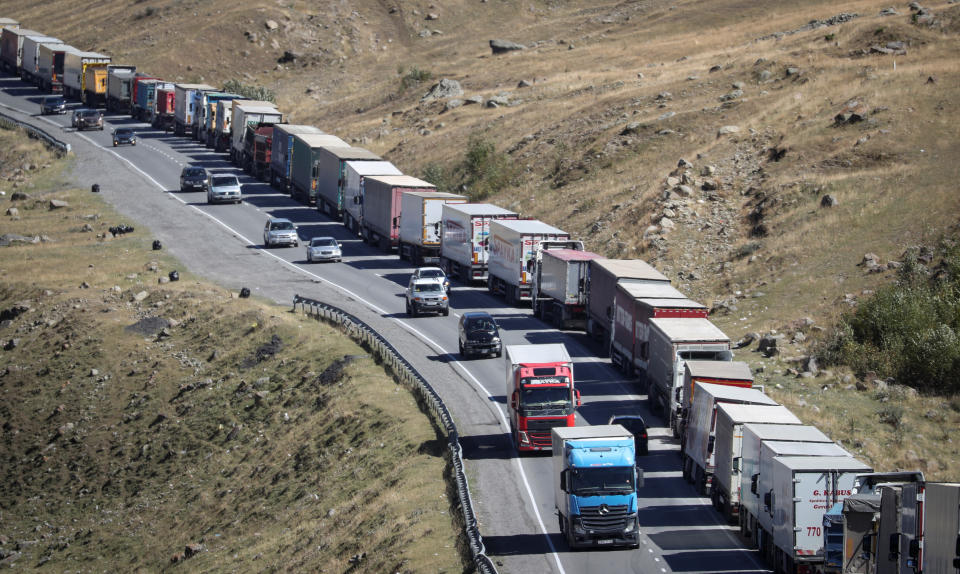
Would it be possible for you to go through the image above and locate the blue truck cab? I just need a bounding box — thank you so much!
[552,425,643,549]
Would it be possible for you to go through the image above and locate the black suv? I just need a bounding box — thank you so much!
[458,312,502,358]
[179,166,207,192]
[608,414,649,456]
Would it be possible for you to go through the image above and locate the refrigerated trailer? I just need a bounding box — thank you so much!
[341,160,402,233]
[531,248,605,330]
[359,175,436,251]
[269,124,326,191]
[314,146,382,215]
[398,191,467,265]
[487,219,573,305]
[439,203,518,283]
[37,42,75,92]
[585,259,671,344]
[20,34,60,84]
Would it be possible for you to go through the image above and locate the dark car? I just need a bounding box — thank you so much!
[608,414,649,456]
[179,166,207,192]
[112,127,136,147]
[40,95,66,115]
[76,109,103,131]
[458,311,502,358]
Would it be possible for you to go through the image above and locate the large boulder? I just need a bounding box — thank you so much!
[489,39,525,54]
[421,78,463,102]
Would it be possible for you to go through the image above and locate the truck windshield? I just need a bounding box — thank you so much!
[519,386,571,413]
[570,467,635,495]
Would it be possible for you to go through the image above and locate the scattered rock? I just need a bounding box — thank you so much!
[880,7,899,15]
[265,19,278,30]
[802,355,819,376]
[49,199,69,209]
[821,194,838,207]
[0,234,40,246]
[709,65,722,73]
[421,78,463,102]
[465,95,484,105]
[517,79,532,88]
[443,99,463,112]
[758,334,782,357]
[426,12,439,20]
[5,207,18,217]
[489,39,525,54]
[621,122,641,135]
[184,543,205,558]
[717,125,741,136]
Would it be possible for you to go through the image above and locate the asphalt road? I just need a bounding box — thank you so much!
[0,76,772,574]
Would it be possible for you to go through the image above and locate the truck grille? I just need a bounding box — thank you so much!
[526,418,567,447]
[581,504,629,530]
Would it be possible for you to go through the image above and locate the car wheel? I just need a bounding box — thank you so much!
[442,308,449,317]
[405,301,412,315]
[495,350,502,358]
[458,340,464,356]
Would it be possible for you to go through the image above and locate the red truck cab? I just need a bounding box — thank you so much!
[505,344,580,452]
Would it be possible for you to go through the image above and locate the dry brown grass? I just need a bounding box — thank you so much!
[0,129,462,571]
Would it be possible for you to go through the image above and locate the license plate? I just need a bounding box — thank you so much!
[597,539,613,545]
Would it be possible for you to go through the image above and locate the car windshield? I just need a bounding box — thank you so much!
[81,110,99,118]
[116,129,133,136]
[184,168,205,177]
[45,97,62,104]
[212,176,238,187]
[271,221,295,231]
[569,467,635,496]
[465,318,495,332]
[414,282,442,293]
[418,269,444,279]
[311,238,336,247]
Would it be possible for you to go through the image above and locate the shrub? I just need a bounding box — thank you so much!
[399,66,433,92]
[421,163,454,195]
[222,80,276,104]
[457,136,516,200]
[878,404,904,428]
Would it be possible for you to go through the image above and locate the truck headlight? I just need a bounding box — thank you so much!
[572,519,585,534]
[518,431,530,445]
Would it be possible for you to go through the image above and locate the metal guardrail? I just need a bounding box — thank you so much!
[0,109,71,155]
[293,294,499,574]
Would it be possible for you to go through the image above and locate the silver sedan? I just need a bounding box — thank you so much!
[306,236,342,262]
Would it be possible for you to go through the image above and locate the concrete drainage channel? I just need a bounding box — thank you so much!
[293,295,499,574]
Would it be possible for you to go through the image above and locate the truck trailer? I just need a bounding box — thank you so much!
[0,27,41,74]
[585,259,671,345]
[739,423,834,544]
[646,317,733,434]
[439,203,518,284]
[37,42,75,92]
[313,146,382,215]
[398,191,468,265]
[63,50,111,106]
[197,92,241,146]
[682,385,780,495]
[552,425,643,549]
[610,287,706,378]
[19,34,60,84]
[487,219,574,305]
[269,124,327,191]
[288,135,352,204]
[359,175,436,251]
[762,456,872,574]
[173,83,215,136]
[531,248,605,330]
[105,66,138,113]
[341,159,402,233]
[153,86,176,130]
[230,101,282,166]
[505,344,579,452]
[680,360,753,435]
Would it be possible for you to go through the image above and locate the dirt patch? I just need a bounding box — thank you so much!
[124,316,170,336]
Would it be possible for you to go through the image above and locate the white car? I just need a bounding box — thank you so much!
[263,218,299,247]
[410,266,450,292]
[306,236,341,262]
[206,174,242,204]
[406,278,449,316]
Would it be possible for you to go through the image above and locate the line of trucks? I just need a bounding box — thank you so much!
[3,17,955,571]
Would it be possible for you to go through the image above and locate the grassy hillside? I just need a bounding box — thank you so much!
[2,0,959,479]
[0,129,461,571]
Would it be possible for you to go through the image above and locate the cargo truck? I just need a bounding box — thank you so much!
[37,42,74,92]
[487,219,577,305]
[129,75,157,118]
[585,259,672,345]
[682,385,780,495]
[645,317,733,434]
[439,203,518,283]
[679,360,753,437]
[288,134,351,204]
[359,175,436,251]
[398,191,468,265]
[530,249,605,330]
[314,146,382,216]
[251,126,273,179]
[269,125,327,192]
[505,344,579,452]
[917,482,960,574]
[610,287,705,377]
[133,79,171,122]
[0,18,18,32]
[63,50,111,106]
[153,86,176,130]
[761,456,871,574]
[717,420,843,524]
[552,425,643,549]
[0,27,41,74]
[341,159,402,232]
[173,83,215,136]
[19,35,60,84]
[230,101,282,165]
[740,424,835,545]
[105,66,138,113]
[197,92,240,146]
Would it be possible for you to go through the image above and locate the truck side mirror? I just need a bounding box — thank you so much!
[733,456,742,473]
[560,469,568,492]
[888,533,901,562]
[510,391,518,410]
[707,435,715,454]
[751,474,759,495]
[575,389,581,407]
[392,216,399,227]
[635,468,644,489]
[675,387,682,402]
[764,491,772,512]
[908,538,919,559]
